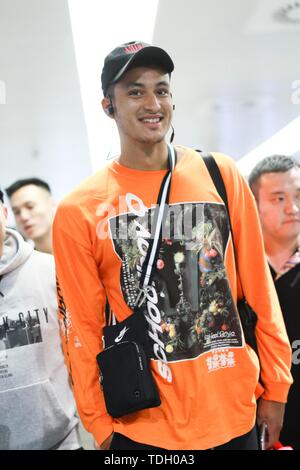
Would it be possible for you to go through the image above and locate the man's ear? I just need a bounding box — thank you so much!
[102,97,114,118]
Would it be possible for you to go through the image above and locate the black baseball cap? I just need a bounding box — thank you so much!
[101,41,174,96]
[0,188,4,203]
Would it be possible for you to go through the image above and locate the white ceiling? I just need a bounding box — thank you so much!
[154,0,300,159]
[0,0,91,202]
[1,0,300,207]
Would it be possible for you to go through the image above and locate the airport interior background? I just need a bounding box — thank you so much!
[1,0,300,449]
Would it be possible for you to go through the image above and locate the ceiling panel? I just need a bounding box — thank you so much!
[153,0,300,159]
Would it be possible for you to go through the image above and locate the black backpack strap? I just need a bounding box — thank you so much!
[201,153,236,255]
[202,154,228,205]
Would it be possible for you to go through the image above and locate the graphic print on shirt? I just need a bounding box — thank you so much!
[110,199,243,363]
[0,307,47,351]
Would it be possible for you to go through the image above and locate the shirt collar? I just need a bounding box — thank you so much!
[273,246,300,280]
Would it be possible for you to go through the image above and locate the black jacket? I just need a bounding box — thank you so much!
[270,264,300,449]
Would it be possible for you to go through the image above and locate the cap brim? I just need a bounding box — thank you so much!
[112,46,174,84]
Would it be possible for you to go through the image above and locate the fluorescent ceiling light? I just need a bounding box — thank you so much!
[68,0,159,172]
[237,114,300,175]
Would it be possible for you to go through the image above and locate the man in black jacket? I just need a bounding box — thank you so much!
[249,155,300,449]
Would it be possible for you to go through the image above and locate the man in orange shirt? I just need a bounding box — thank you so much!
[53,41,292,450]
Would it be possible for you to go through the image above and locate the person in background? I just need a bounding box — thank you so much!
[53,41,292,450]
[249,155,300,449]
[0,188,82,450]
[6,178,55,254]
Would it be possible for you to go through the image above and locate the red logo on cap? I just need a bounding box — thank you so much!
[124,43,144,54]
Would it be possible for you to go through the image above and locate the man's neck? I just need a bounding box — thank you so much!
[264,236,298,273]
[118,140,169,171]
[34,231,53,254]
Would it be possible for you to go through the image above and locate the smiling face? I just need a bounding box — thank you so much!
[256,168,300,244]
[10,185,55,242]
[105,66,173,147]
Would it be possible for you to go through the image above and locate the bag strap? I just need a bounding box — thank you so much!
[135,143,176,307]
[201,152,245,300]
[105,144,176,324]
[139,144,176,293]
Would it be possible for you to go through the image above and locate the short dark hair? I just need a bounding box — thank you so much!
[248,155,300,199]
[0,188,4,203]
[105,83,115,99]
[5,178,51,198]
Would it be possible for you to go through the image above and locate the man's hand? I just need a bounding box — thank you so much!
[94,433,114,450]
[257,398,285,449]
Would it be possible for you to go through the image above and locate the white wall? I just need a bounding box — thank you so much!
[0,0,92,205]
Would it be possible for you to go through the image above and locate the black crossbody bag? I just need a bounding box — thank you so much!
[96,144,176,418]
[202,154,259,355]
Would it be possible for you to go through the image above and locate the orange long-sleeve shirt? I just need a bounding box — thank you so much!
[53,147,292,449]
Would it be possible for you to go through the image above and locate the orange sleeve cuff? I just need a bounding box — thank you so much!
[262,382,293,403]
[89,417,114,447]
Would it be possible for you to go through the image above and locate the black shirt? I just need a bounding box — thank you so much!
[270,263,300,449]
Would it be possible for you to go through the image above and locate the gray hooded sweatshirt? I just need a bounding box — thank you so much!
[0,229,79,449]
